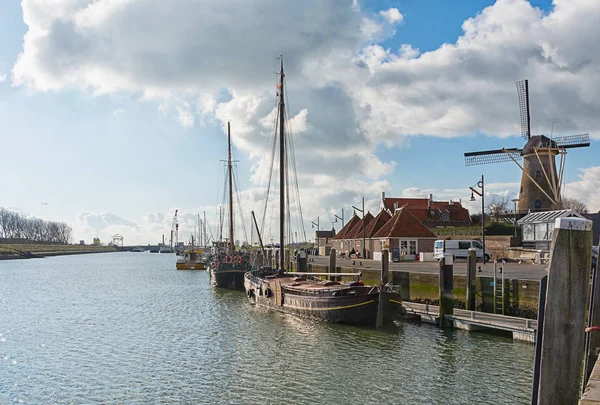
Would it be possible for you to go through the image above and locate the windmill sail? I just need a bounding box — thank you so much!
[516,79,531,140]
[553,133,590,149]
[464,148,523,166]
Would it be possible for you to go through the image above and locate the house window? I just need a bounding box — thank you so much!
[535,200,542,209]
[441,213,449,221]
[409,241,417,255]
[536,170,542,178]
[400,240,407,254]
[380,240,386,250]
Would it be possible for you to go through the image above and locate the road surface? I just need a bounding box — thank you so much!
[308,255,547,280]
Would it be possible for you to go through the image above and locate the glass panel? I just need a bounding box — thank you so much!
[535,223,547,240]
[434,241,443,249]
[523,224,534,241]
[473,241,483,249]
[409,241,417,255]
[458,242,471,249]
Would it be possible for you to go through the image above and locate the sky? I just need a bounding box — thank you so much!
[0,0,599,246]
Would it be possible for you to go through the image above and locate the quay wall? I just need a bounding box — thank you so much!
[306,263,539,319]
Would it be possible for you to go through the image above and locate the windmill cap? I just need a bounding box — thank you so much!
[522,135,557,154]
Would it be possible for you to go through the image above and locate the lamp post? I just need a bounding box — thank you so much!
[512,198,519,237]
[334,209,344,229]
[470,175,486,263]
[311,217,320,256]
[352,197,366,259]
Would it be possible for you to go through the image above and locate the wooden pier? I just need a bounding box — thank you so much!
[402,302,537,342]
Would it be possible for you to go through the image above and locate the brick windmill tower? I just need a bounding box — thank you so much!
[464,80,590,213]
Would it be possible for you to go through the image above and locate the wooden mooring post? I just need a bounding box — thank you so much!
[535,217,593,405]
[466,248,476,310]
[376,249,389,328]
[439,254,454,328]
[329,248,337,281]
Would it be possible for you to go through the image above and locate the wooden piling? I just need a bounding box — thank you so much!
[439,254,454,328]
[536,217,593,405]
[329,248,337,281]
[376,249,389,328]
[584,254,600,389]
[466,248,476,310]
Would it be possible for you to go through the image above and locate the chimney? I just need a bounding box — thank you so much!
[428,194,433,211]
[393,202,398,210]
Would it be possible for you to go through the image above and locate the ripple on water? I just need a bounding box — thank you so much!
[0,253,534,404]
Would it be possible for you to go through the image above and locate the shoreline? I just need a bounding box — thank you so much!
[0,247,118,261]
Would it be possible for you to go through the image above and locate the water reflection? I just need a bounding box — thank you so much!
[0,253,534,404]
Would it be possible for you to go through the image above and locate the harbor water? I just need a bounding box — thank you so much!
[0,252,534,404]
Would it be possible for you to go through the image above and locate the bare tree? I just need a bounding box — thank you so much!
[552,197,589,214]
[485,196,512,222]
[0,207,72,244]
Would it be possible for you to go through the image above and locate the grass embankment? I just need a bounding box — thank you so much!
[0,244,118,260]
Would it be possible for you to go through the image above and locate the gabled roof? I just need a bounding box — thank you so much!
[382,197,470,222]
[332,214,361,240]
[373,207,437,238]
[518,209,585,224]
[365,210,391,237]
[344,212,374,239]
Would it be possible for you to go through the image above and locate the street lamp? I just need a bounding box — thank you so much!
[469,175,486,263]
[352,197,366,259]
[311,217,320,256]
[512,198,519,237]
[334,209,344,229]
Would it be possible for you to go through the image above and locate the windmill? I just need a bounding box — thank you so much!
[464,80,590,213]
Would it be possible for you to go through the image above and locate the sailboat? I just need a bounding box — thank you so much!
[244,54,403,327]
[209,122,250,289]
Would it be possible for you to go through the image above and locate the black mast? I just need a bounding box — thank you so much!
[228,121,234,255]
[278,54,285,271]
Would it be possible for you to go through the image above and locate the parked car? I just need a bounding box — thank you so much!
[434,239,491,262]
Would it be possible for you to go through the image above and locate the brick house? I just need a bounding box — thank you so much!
[372,207,437,261]
[315,229,336,256]
[343,212,374,258]
[331,214,361,255]
[380,192,471,228]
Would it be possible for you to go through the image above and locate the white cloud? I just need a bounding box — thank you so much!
[379,8,403,24]
[112,108,124,116]
[0,73,6,83]
[564,166,600,212]
[10,0,600,238]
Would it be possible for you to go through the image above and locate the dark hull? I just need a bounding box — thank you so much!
[210,267,246,289]
[244,273,403,326]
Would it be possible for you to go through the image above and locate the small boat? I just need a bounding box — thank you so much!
[176,249,206,270]
[244,54,402,327]
[209,122,250,289]
[132,246,144,252]
[159,247,173,254]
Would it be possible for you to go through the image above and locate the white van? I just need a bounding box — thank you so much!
[434,239,491,262]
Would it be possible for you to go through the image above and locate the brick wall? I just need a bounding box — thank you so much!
[418,238,435,253]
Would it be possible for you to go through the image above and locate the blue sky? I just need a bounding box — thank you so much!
[0,0,598,245]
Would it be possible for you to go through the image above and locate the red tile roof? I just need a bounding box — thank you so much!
[332,214,361,240]
[365,210,391,237]
[383,198,470,223]
[344,212,374,239]
[373,207,437,238]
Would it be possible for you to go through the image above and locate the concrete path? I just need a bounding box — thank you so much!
[308,255,547,280]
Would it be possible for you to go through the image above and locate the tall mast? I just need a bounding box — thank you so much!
[203,211,207,247]
[278,53,285,271]
[228,121,235,255]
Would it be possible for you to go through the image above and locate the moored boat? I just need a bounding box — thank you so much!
[209,122,250,289]
[176,248,206,270]
[244,54,402,326]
